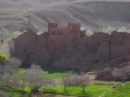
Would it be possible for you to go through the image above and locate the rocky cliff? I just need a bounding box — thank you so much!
[12,31,130,71]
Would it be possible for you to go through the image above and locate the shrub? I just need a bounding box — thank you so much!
[0,51,9,61]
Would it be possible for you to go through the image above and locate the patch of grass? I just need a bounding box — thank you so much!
[87,84,112,97]
[0,50,9,61]
[1,81,130,97]
[42,82,130,97]
[42,71,67,78]
[104,82,130,97]
[15,69,25,75]
[0,82,29,97]
[41,84,113,97]
[15,68,67,78]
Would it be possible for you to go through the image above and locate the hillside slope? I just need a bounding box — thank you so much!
[0,1,130,31]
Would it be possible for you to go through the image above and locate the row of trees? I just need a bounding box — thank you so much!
[0,64,52,97]
[63,73,90,95]
[4,65,52,91]
[1,63,90,96]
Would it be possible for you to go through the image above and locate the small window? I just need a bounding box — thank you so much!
[61,32,63,36]
[57,32,60,36]
[52,32,54,35]
[55,32,57,35]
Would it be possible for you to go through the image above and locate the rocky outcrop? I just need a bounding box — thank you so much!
[12,30,49,67]
[12,31,130,70]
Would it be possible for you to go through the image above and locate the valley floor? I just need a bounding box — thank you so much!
[0,69,130,97]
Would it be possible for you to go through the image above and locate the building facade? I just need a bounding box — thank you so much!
[47,22,86,49]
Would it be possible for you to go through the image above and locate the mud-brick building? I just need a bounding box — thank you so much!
[47,22,86,49]
[13,21,86,67]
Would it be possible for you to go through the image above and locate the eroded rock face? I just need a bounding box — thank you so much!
[12,31,130,70]
[12,30,49,67]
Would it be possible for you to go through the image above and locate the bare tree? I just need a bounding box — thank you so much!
[0,58,21,84]
[62,76,70,94]
[22,64,44,88]
[62,74,79,94]
[78,74,90,95]
[22,64,56,97]
[63,73,90,95]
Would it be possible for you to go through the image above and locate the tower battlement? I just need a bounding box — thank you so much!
[47,22,86,49]
[47,22,85,38]
[68,23,81,29]
[48,22,58,32]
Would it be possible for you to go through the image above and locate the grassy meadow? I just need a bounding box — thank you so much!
[0,69,130,97]
[15,68,67,78]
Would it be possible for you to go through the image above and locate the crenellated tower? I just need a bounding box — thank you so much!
[47,22,86,50]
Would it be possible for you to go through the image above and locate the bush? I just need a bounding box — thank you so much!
[0,51,9,61]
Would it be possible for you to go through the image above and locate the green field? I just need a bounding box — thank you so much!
[104,82,130,97]
[1,69,130,97]
[15,69,67,78]
[0,82,130,97]
[41,84,113,97]
[42,70,67,78]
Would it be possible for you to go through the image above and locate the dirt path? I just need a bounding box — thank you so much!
[53,78,63,84]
